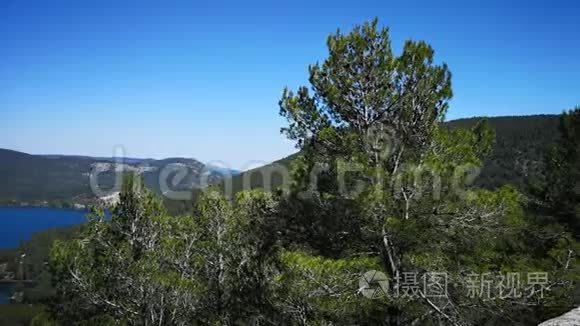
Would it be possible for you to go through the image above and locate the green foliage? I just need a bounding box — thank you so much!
[0,304,45,326]
[273,251,388,324]
[541,108,580,234]
[46,174,282,324]
[519,108,580,319]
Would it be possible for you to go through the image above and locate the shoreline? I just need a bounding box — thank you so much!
[0,202,89,212]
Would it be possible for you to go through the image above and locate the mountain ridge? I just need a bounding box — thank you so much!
[0,150,233,207]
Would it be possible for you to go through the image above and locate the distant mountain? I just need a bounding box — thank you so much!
[0,150,225,206]
[205,164,241,177]
[0,149,96,204]
[446,114,560,190]
[221,115,561,195]
[42,155,154,165]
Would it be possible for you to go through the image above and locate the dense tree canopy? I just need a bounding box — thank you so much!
[47,175,280,325]
[541,108,580,235]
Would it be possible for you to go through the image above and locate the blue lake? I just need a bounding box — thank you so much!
[0,207,88,249]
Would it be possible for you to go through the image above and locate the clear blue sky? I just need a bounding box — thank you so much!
[1,0,578,170]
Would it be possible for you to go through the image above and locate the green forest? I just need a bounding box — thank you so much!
[2,20,579,325]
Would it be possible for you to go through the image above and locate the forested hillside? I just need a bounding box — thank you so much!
[223,114,561,195]
[447,115,560,190]
[0,149,95,203]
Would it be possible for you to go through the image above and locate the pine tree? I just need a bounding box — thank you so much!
[277,19,574,324]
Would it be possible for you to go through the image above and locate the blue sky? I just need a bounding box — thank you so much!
[1,0,578,169]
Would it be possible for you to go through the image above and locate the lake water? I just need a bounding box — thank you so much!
[0,207,88,249]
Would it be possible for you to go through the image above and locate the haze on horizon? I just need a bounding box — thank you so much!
[1,0,578,170]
